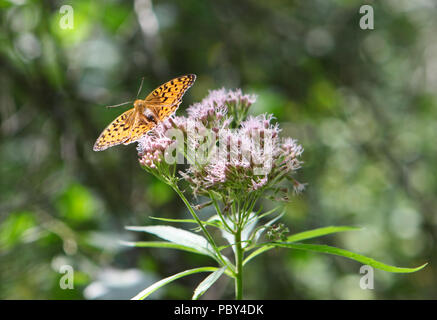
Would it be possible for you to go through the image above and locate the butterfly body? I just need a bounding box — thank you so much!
[93,74,196,151]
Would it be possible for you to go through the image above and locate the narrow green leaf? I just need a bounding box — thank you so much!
[131,267,219,300]
[287,226,361,243]
[126,225,215,257]
[192,267,226,300]
[149,216,199,223]
[244,225,360,265]
[190,215,224,232]
[273,243,428,273]
[120,240,209,256]
[256,206,281,221]
[149,216,220,227]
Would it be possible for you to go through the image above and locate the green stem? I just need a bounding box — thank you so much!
[209,192,234,233]
[234,227,244,300]
[171,183,235,275]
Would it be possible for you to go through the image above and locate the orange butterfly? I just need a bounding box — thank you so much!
[93,74,196,151]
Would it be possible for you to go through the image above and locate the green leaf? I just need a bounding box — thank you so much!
[192,267,226,300]
[149,216,197,223]
[125,225,215,258]
[287,226,361,242]
[244,225,359,265]
[254,206,281,221]
[131,267,219,300]
[271,243,428,273]
[149,216,222,230]
[190,215,224,233]
[120,240,210,256]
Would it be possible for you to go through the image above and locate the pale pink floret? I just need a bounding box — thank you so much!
[137,119,175,168]
[251,176,268,190]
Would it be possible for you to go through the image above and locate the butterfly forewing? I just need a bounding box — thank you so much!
[145,74,196,109]
[93,109,136,151]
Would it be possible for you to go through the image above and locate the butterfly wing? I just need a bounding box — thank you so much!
[145,74,196,120]
[122,114,157,145]
[93,109,136,151]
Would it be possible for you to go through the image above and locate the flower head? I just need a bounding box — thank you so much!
[137,88,303,200]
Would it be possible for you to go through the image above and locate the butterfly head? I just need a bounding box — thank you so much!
[134,99,147,113]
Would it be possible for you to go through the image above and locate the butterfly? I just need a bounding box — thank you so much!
[93,74,196,151]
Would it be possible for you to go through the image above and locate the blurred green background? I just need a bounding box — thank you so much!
[1,0,436,299]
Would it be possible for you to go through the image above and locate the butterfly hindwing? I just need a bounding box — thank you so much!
[123,114,157,145]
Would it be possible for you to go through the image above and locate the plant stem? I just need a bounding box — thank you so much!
[171,183,236,274]
[209,192,234,233]
[234,227,244,300]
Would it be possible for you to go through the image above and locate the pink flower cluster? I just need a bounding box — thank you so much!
[181,113,303,195]
[137,88,303,195]
[187,88,256,119]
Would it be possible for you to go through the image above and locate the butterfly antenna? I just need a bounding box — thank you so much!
[136,77,145,99]
[105,101,133,109]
